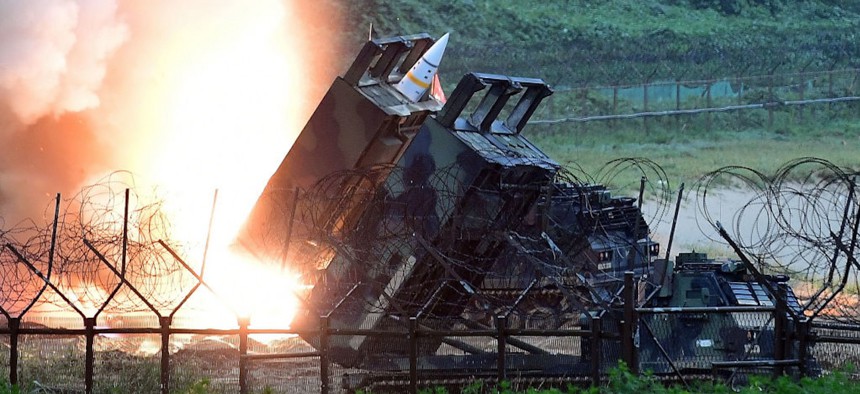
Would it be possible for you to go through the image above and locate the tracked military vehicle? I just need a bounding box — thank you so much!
[638,251,810,375]
[238,32,816,387]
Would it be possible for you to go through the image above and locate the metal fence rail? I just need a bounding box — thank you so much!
[530,68,860,133]
[0,317,599,393]
[3,268,859,393]
[531,95,860,125]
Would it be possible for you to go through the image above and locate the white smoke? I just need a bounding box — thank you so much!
[0,0,127,125]
[0,0,346,225]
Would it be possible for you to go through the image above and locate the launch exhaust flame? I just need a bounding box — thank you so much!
[0,0,346,329]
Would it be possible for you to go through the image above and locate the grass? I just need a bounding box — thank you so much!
[350,0,860,86]
[524,114,860,193]
[342,0,860,192]
[491,0,857,37]
[5,338,223,394]
[2,354,858,393]
[406,362,860,394]
[0,380,212,394]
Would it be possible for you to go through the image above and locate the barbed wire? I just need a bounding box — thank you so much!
[283,157,670,330]
[0,172,197,317]
[3,158,860,327]
[694,157,860,323]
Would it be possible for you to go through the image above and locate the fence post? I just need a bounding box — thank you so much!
[582,85,590,134]
[612,86,618,129]
[643,82,650,134]
[320,316,329,394]
[854,69,860,116]
[238,316,249,394]
[855,69,860,117]
[622,272,638,374]
[590,315,602,386]
[85,317,95,394]
[8,318,19,387]
[159,316,171,394]
[767,73,775,130]
[706,80,713,133]
[409,316,418,394]
[773,284,787,377]
[797,317,809,376]
[829,67,835,112]
[736,75,743,131]
[675,79,681,129]
[798,74,805,122]
[496,315,507,383]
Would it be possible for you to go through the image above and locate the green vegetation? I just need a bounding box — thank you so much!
[525,116,860,191]
[341,0,860,187]
[6,339,217,393]
[409,363,860,394]
[3,363,859,393]
[0,379,214,394]
[347,0,860,85]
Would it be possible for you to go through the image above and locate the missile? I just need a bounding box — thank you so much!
[394,32,449,102]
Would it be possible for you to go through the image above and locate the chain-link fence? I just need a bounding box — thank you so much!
[528,68,860,135]
[4,270,858,393]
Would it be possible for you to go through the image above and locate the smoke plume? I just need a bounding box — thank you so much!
[0,0,346,226]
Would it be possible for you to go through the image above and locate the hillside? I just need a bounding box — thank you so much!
[341,0,860,86]
[328,0,860,190]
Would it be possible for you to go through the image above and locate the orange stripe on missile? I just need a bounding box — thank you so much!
[405,71,430,89]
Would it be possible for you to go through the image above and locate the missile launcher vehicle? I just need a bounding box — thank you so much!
[239,33,817,386]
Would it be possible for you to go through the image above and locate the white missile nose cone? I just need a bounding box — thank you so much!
[394,33,451,102]
[423,32,449,67]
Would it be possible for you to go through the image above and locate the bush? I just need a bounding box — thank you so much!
[406,362,860,394]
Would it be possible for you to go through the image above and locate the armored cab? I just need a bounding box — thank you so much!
[238,34,445,265]
[639,252,805,373]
